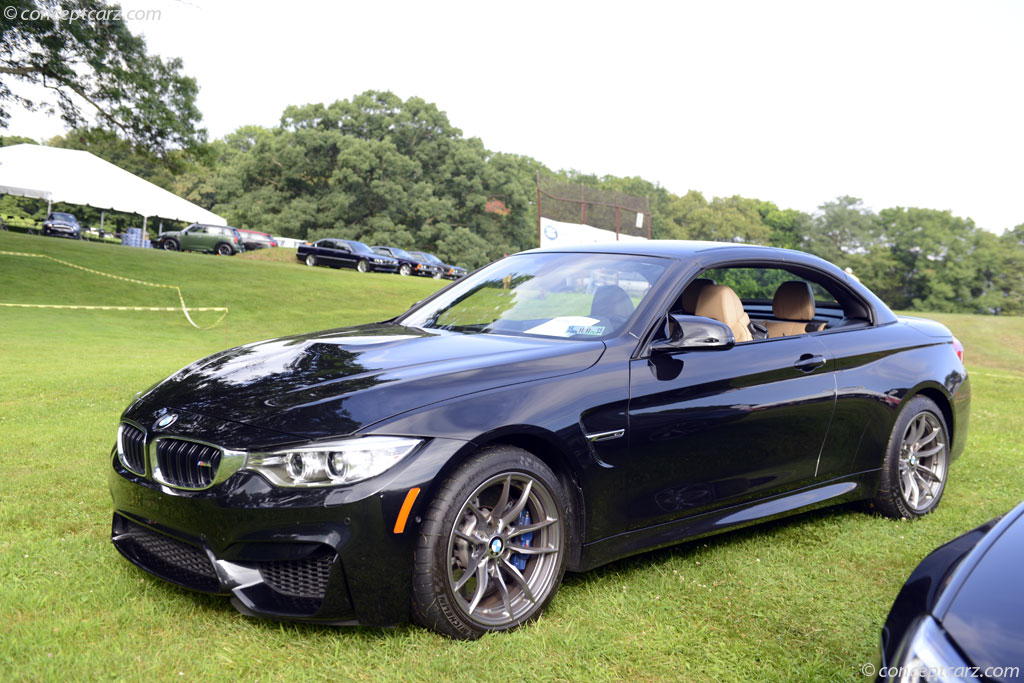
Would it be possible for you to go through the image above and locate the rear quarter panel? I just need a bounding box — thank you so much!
[815,320,969,479]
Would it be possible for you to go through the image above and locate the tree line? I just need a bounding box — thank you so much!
[5,89,1023,315]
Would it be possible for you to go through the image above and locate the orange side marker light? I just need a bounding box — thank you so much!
[393,487,421,534]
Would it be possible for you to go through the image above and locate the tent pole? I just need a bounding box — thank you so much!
[47,198,52,214]
[99,211,104,230]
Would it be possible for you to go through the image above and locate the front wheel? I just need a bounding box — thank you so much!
[411,445,568,639]
[162,239,179,251]
[356,260,369,273]
[871,396,950,519]
[399,263,412,276]
[305,254,317,267]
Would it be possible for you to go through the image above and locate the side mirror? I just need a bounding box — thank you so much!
[650,314,735,352]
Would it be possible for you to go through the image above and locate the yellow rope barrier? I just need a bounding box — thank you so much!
[0,250,228,329]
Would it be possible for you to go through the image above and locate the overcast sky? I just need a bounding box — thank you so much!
[8,0,1024,232]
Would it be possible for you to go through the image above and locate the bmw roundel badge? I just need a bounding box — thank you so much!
[154,413,178,430]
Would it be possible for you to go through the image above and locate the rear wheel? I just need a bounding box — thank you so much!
[356,260,369,273]
[162,239,179,251]
[305,254,317,267]
[412,445,568,639]
[216,242,233,256]
[399,263,412,276]
[871,396,950,519]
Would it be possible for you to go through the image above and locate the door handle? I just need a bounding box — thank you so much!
[794,354,826,372]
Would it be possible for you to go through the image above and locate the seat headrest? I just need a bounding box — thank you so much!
[773,281,815,322]
[678,278,715,314]
[695,284,745,324]
[590,285,635,321]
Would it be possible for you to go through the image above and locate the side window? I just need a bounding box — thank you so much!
[679,267,851,341]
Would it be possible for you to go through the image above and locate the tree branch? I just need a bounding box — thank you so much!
[0,65,42,77]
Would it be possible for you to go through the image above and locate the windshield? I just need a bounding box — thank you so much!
[400,252,670,340]
[413,252,444,265]
[347,240,374,255]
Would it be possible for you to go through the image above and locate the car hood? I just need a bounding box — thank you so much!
[940,508,1024,675]
[130,322,605,440]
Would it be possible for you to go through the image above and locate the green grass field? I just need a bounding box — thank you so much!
[2,231,1022,681]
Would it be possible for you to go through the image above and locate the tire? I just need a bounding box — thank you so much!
[162,239,179,251]
[411,445,568,639]
[216,242,233,256]
[871,396,950,519]
[399,263,412,276]
[433,272,443,279]
[356,260,369,273]
[305,254,317,267]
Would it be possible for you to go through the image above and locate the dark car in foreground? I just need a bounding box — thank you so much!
[876,501,1024,683]
[297,239,399,273]
[408,250,467,280]
[41,211,82,239]
[108,241,969,639]
[155,224,245,255]
[370,246,444,277]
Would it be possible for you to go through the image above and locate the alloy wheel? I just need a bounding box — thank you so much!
[446,472,562,627]
[897,412,948,512]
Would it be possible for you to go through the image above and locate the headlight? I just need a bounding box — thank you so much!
[887,615,971,682]
[243,436,422,487]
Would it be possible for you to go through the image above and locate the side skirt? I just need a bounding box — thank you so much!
[577,470,879,571]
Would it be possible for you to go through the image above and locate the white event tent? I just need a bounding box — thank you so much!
[0,143,225,228]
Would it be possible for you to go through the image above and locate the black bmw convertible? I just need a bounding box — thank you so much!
[108,241,969,638]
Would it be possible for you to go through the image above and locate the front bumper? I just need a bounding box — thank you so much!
[43,224,78,237]
[108,433,467,626]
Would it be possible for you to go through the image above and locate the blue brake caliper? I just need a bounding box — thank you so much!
[510,509,532,571]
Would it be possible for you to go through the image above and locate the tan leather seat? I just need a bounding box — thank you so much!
[676,278,715,314]
[765,281,817,338]
[694,284,753,343]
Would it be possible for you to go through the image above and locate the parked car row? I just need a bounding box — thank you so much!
[297,238,466,278]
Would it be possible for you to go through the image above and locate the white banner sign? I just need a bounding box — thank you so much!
[539,218,648,248]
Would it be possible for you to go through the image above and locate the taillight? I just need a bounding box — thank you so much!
[952,337,964,364]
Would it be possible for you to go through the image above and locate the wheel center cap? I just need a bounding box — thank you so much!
[909,455,918,467]
[488,536,504,556]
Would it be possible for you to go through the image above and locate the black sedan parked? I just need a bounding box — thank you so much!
[108,241,969,639]
[370,245,444,277]
[297,239,399,273]
[408,250,467,280]
[876,501,1024,682]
